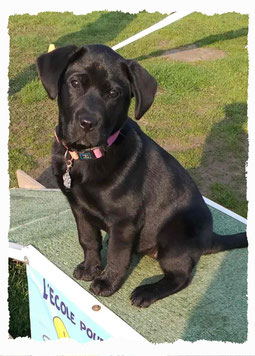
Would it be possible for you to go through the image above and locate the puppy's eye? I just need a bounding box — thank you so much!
[109,89,119,98]
[71,80,80,88]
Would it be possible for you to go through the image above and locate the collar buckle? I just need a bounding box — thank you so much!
[79,150,97,160]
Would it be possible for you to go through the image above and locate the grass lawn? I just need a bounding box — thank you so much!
[8,259,30,338]
[8,11,248,337]
[8,11,248,217]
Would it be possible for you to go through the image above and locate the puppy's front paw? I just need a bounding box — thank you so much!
[130,285,157,308]
[73,261,102,281]
[90,277,116,297]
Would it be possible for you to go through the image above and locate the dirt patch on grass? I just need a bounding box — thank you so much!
[189,153,247,198]
[30,156,59,188]
[161,135,206,152]
[161,44,226,62]
[161,132,247,201]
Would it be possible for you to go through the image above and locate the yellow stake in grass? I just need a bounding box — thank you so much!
[48,44,56,52]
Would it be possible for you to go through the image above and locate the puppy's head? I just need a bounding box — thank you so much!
[37,44,157,149]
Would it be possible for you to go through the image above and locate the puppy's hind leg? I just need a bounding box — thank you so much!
[131,247,196,308]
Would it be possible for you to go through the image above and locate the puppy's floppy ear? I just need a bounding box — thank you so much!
[36,45,78,99]
[126,59,157,120]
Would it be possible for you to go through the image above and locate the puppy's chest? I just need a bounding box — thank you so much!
[69,183,120,231]
[58,157,143,230]
[68,176,144,234]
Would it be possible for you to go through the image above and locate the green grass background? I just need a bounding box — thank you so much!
[8,260,30,337]
[8,11,248,338]
[8,11,248,217]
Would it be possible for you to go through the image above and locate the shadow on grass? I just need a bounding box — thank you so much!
[55,11,136,48]
[134,27,248,61]
[9,63,37,96]
[9,11,136,97]
[188,102,248,217]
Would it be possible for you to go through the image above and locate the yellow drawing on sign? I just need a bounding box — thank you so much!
[53,316,70,338]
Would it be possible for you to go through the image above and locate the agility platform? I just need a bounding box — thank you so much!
[8,188,248,343]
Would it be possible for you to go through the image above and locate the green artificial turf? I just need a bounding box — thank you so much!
[9,188,247,343]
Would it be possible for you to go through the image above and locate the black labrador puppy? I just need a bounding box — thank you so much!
[37,44,247,307]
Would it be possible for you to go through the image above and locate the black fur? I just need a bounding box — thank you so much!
[37,44,247,308]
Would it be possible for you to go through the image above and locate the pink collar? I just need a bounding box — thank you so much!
[54,127,120,160]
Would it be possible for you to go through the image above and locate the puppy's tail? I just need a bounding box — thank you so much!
[203,232,248,255]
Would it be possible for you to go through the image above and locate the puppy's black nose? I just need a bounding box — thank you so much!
[79,117,97,131]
